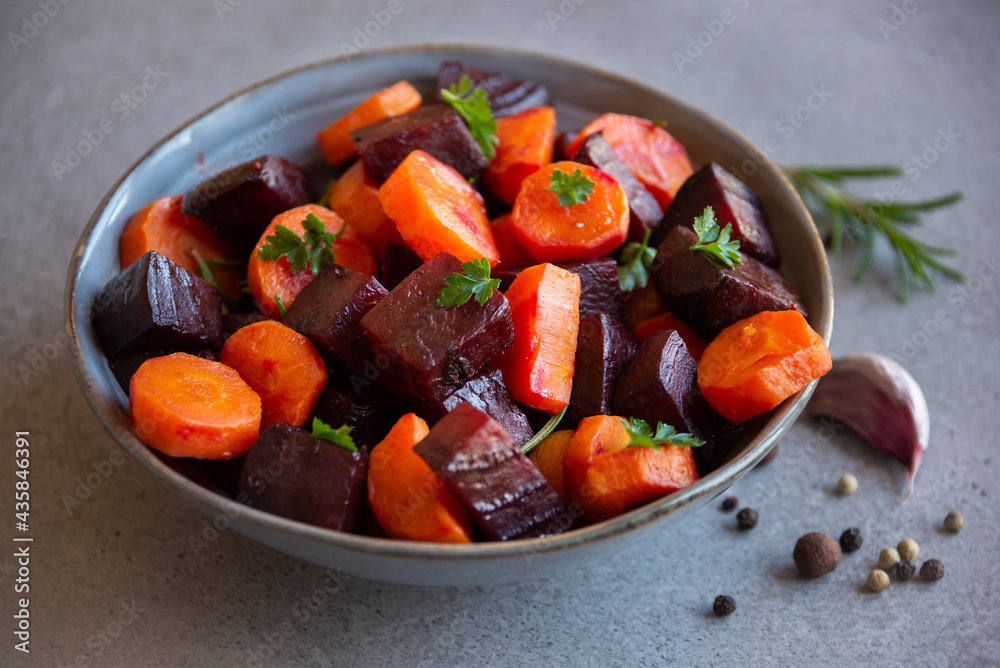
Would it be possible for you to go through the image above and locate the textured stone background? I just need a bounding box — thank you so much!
[1,0,998,665]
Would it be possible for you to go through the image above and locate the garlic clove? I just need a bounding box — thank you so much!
[806,352,929,500]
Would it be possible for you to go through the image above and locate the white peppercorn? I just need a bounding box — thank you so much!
[897,538,919,562]
[838,473,858,495]
[867,568,890,593]
[945,512,964,533]
[878,547,901,571]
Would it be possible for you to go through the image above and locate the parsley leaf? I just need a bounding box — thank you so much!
[546,167,595,207]
[620,417,704,449]
[689,206,742,269]
[255,213,344,276]
[310,417,357,452]
[440,74,499,160]
[617,229,657,292]
[274,293,287,317]
[437,257,501,308]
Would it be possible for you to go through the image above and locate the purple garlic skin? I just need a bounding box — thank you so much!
[807,352,929,499]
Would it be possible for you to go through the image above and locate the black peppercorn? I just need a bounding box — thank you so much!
[839,528,863,553]
[736,507,758,530]
[721,496,738,512]
[897,560,917,581]
[713,595,736,616]
[920,559,945,582]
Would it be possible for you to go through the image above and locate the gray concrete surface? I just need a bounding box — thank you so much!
[1,0,998,666]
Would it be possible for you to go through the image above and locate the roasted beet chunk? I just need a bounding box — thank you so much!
[93,251,222,359]
[651,226,806,339]
[419,366,533,447]
[414,403,568,540]
[182,155,310,255]
[566,314,639,426]
[557,256,627,323]
[436,60,551,117]
[310,376,408,451]
[574,133,664,241]
[615,330,699,432]
[238,423,368,533]
[381,240,424,291]
[360,252,514,402]
[653,163,780,266]
[351,105,489,184]
[281,264,387,376]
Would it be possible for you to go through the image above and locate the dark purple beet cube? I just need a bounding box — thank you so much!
[280,264,387,376]
[360,252,514,402]
[414,403,569,540]
[381,240,424,291]
[557,256,627,323]
[93,251,222,359]
[182,154,310,255]
[574,133,663,241]
[436,60,551,117]
[615,330,700,432]
[653,162,780,266]
[310,376,408,451]
[238,422,368,533]
[651,226,806,339]
[419,366,533,448]
[351,105,489,184]
[108,347,218,394]
[566,314,639,426]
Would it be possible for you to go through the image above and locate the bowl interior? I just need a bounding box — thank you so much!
[66,44,832,585]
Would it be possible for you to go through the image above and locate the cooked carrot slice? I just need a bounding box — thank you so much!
[246,204,376,318]
[378,150,499,265]
[367,413,473,543]
[585,444,699,512]
[527,429,575,502]
[484,105,556,205]
[490,213,534,270]
[325,161,404,263]
[119,195,243,301]
[129,352,261,460]
[316,80,422,167]
[698,310,832,424]
[624,283,668,330]
[632,312,708,361]
[510,161,628,263]
[220,320,328,430]
[497,263,581,413]
[562,415,631,521]
[566,113,693,209]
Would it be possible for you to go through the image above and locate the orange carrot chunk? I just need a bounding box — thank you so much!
[566,113,694,210]
[510,161,629,263]
[527,429,576,502]
[490,213,534,270]
[562,415,631,521]
[698,310,832,424]
[623,283,668,330]
[129,352,261,460]
[632,312,708,361]
[378,149,499,265]
[367,413,473,544]
[497,263,581,413]
[585,444,699,512]
[247,204,376,318]
[119,195,243,301]
[484,105,556,205]
[325,161,404,263]
[316,81,422,167]
[220,320,328,430]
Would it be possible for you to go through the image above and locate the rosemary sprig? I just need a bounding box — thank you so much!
[781,164,963,302]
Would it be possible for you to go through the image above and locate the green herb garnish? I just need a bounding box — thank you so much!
[255,213,343,276]
[546,168,595,207]
[192,251,244,312]
[310,418,357,452]
[440,74,499,160]
[620,417,704,449]
[274,293,287,317]
[617,229,657,292]
[782,164,963,302]
[437,257,501,308]
[689,206,742,269]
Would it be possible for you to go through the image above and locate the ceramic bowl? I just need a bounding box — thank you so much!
[66,44,833,586]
